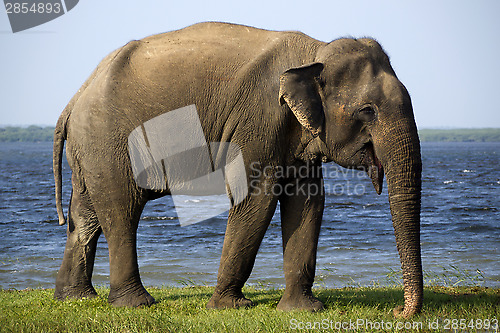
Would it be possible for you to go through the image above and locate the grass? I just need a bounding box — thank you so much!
[0,286,498,332]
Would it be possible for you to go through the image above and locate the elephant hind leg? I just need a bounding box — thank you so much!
[55,188,102,301]
[88,186,155,307]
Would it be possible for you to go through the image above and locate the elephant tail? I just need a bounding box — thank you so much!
[53,106,70,226]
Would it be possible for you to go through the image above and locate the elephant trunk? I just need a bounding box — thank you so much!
[375,117,423,318]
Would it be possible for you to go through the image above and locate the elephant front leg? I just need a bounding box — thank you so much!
[277,173,325,312]
[55,190,101,301]
[207,191,278,309]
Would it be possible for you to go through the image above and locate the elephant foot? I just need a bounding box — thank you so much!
[108,284,156,307]
[206,290,254,309]
[277,290,324,312]
[54,285,99,301]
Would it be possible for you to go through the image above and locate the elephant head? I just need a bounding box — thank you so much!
[280,38,423,318]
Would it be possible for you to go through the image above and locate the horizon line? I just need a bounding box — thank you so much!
[2,125,500,130]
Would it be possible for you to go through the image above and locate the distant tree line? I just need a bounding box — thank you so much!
[0,126,54,142]
[0,126,499,142]
[418,128,500,142]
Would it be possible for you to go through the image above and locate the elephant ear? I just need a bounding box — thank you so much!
[279,62,324,137]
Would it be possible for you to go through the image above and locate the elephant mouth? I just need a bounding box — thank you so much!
[364,142,384,195]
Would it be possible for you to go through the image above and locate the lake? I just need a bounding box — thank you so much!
[0,141,498,289]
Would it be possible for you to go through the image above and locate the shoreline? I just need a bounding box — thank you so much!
[1,126,500,142]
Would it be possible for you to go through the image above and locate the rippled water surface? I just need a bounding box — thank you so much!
[0,141,498,289]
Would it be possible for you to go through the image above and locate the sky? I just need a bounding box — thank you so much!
[1,0,499,128]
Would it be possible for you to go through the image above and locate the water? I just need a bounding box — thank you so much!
[0,141,498,289]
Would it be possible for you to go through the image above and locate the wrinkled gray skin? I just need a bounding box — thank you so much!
[54,22,422,318]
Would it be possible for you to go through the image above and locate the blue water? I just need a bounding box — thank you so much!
[0,141,498,289]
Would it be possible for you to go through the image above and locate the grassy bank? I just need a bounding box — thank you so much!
[0,286,498,332]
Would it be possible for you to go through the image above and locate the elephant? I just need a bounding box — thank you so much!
[53,22,423,318]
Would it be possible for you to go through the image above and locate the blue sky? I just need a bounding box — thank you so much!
[1,0,499,128]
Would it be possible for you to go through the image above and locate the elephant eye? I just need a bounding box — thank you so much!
[356,105,377,123]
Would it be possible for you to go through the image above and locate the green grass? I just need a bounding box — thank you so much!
[0,286,498,332]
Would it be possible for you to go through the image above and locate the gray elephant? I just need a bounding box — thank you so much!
[53,22,423,318]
